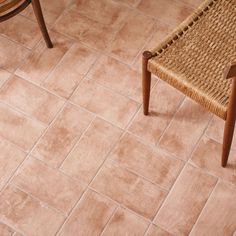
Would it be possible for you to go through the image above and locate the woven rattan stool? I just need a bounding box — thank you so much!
[0,0,52,48]
[142,0,236,167]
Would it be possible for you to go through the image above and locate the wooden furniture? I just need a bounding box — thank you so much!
[0,0,52,48]
[142,0,236,167]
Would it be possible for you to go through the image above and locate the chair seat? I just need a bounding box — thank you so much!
[0,0,25,14]
[148,0,236,120]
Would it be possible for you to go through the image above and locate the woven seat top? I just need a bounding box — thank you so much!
[148,0,236,120]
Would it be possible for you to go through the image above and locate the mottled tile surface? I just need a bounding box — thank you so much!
[0,0,235,234]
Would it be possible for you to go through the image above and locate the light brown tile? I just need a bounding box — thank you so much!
[0,69,11,88]
[88,56,143,102]
[0,76,65,124]
[15,31,73,84]
[12,157,85,214]
[154,164,217,235]
[0,222,14,236]
[160,99,211,160]
[129,81,184,145]
[146,224,172,236]
[107,10,155,64]
[59,190,117,236]
[92,161,166,219]
[0,103,45,151]
[61,118,122,183]
[53,9,117,50]
[0,15,41,49]
[0,36,29,72]
[138,0,193,28]
[190,136,236,185]
[206,115,236,150]
[112,0,141,7]
[191,181,236,236]
[22,0,74,25]
[32,104,94,167]
[73,0,130,28]
[0,185,65,236]
[109,133,183,190]
[181,0,204,9]
[0,138,26,190]
[102,207,149,236]
[43,43,98,98]
[70,79,139,128]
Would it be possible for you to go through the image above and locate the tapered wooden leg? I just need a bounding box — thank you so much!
[222,80,236,167]
[142,51,153,115]
[31,0,53,48]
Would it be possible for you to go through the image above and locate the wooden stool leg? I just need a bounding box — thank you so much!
[142,51,153,115]
[222,80,236,167]
[31,0,53,48]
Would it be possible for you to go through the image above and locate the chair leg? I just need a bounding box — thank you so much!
[222,80,236,167]
[142,51,153,115]
[31,0,53,48]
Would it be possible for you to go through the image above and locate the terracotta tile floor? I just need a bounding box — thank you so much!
[0,0,236,235]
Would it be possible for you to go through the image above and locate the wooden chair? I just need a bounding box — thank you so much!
[142,0,236,167]
[0,0,52,48]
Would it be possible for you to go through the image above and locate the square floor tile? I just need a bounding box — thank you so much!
[0,185,65,236]
[61,117,122,183]
[32,104,94,167]
[0,76,65,124]
[58,190,117,236]
[0,103,45,151]
[92,160,167,219]
[12,157,85,214]
[154,164,217,235]
[101,207,149,236]
[109,133,183,190]
[70,79,139,128]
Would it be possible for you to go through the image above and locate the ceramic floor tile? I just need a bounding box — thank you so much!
[107,10,156,64]
[72,0,130,28]
[146,224,172,236]
[22,0,75,26]
[61,118,122,183]
[70,79,139,128]
[0,15,41,49]
[53,9,117,51]
[58,190,117,236]
[181,0,204,9]
[0,185,65,236]
[0,36,30,72]
[154,164,217,235]
[43,43,98,98]
[0,222,14,236]
[138,0,194,28]
[12,157,85,214]
[129,81,184,145]
[112,0,141,7]
[0,138,26,191]
[15,31,73,84]
[109,133,183,190]
[206,115,236,150]
[190,136,236,185]
[32,104,94,167]
[0,69,11,88]
[101,207,149,236]
[0,103,45,152]
[92,161,166,219]
[0,76,65,124]
[160,98,212,160]
[88,55,143,102]
[190,181,236,236]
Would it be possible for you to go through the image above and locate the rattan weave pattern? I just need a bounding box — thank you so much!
[148,0,236,120]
